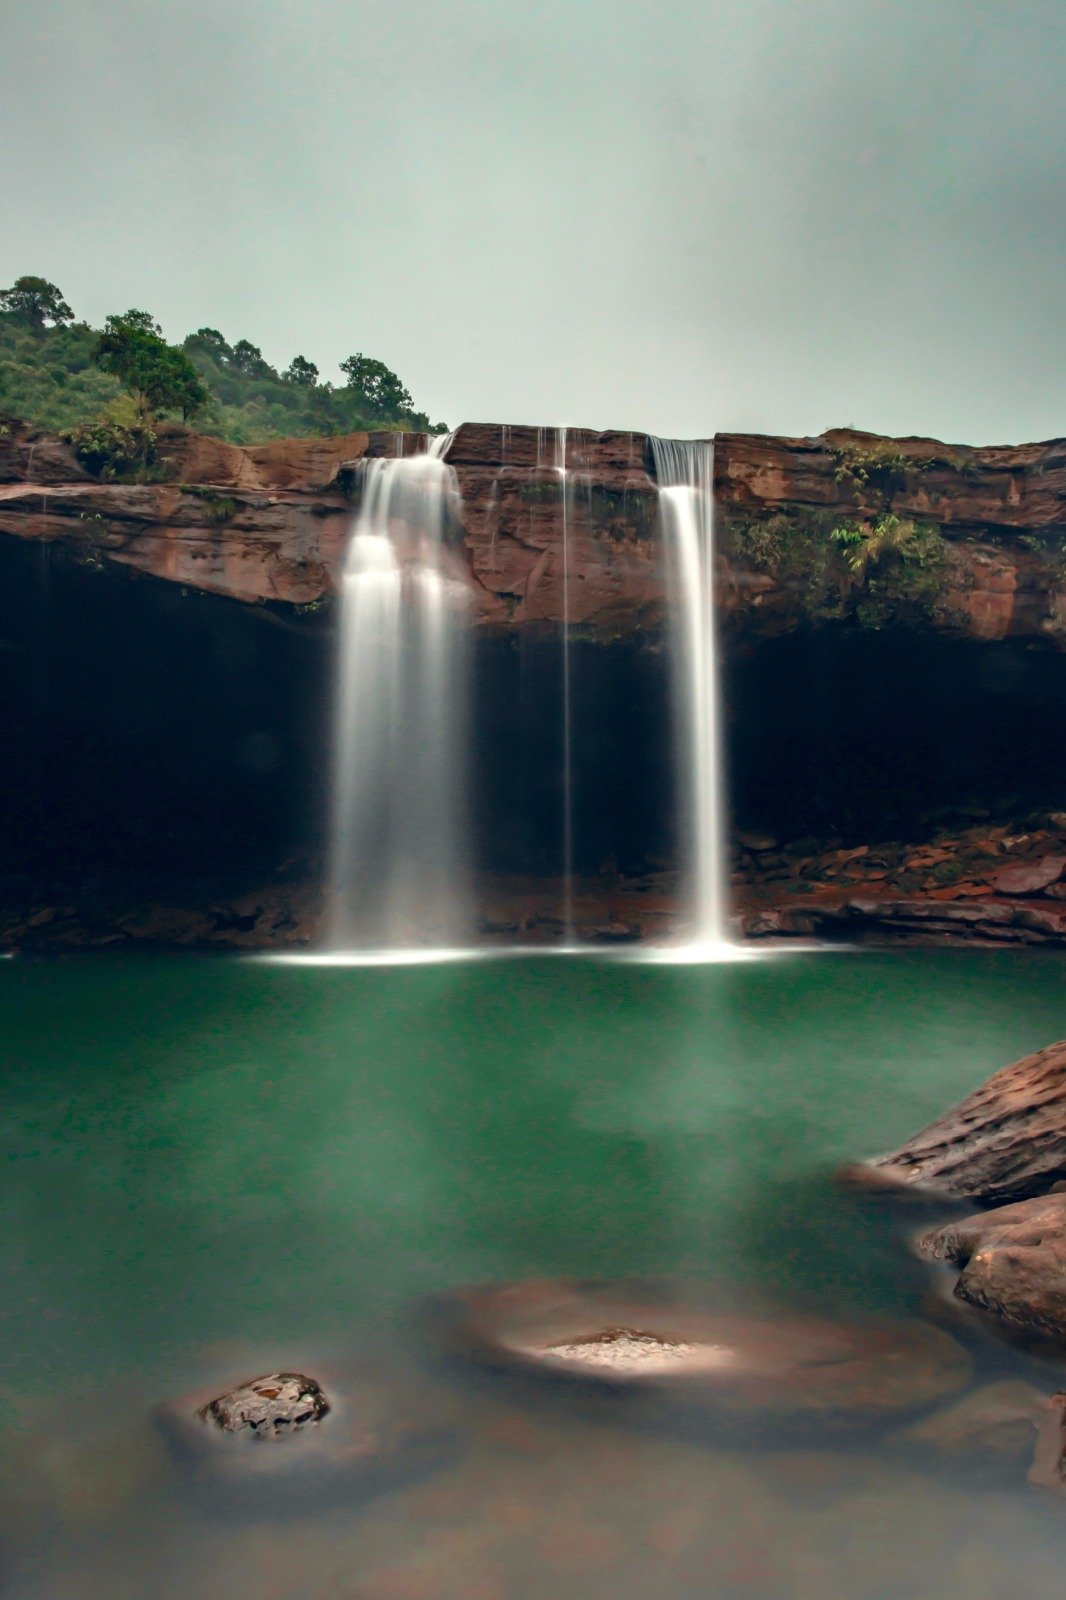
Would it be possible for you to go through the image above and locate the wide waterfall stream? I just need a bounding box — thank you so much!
[327,438,471,953]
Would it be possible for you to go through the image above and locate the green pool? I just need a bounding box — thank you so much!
[2,951,1065,1598]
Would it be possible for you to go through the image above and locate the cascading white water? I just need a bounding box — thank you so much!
[650,437,734,955]
[326,436,472,952]
[555,426,575,940]
[534,426,577,940]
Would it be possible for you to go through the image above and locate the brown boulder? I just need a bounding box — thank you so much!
[847,1038,1066,1202]
[157,1361,458,1505]
[436,1279,971,1432]
[989,856,1066,894]
[917,1193,1066,1341]
[198,1371,328,1437]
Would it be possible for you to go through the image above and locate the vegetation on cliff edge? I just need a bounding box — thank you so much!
[0,274,445,450]
[728,508,951,629]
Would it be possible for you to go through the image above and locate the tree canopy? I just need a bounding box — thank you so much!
[0,276,74,334]
[94,313,210,421]
[339,353,414,421]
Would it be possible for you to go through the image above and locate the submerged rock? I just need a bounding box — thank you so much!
[917,1193,1066,1342]
[892,1379,1048,1474]
[198,1372,329,1438]
[1029,1392,1066,1497]
[435,1279,971,1432]
[158,1361,458,1509]
[846,1038,1066,1203]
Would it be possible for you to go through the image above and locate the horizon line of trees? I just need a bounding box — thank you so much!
[0,274,446,448]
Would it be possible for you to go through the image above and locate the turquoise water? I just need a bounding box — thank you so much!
[2,951,1066,1597]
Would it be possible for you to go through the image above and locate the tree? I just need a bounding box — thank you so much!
[94,315,210,422]
[308,382,336,435]
[183,327,233,365]
[109,307,161,335]
[230,339,276,379]
[0,276,74,334]
[338,353,413,420]
[283,354,319,387]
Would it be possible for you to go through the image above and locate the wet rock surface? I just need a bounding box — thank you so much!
[917,1194,1066,1341]
[436,1279,972,1432]
[158,1361,459,1507]
[740,817,1066,951]
[4,418,1066,646]
[850,1039,1066,1203]
[199,1372,329,1438]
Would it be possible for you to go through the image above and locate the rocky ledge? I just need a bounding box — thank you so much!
[849,1038,1066,1345]
[2,418,1066,645]
[845,1039,1066,1496]
[738,815,1066,948]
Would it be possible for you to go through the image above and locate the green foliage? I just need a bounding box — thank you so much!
[0,278,446,446]
[0,314,122,430]
[338,353,413,421]
[0,276,74,334]
[728,507,950,629]
[179,485,238,521]
[827,437,913,505]
[94,312,210,422]
[63,418,159,480]
[181,331,442,442]
[284,355,319,387]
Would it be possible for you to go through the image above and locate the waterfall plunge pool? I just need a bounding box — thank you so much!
[2,950,1065,1598]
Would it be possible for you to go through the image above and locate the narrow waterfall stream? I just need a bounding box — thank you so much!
[650,437,735,954]
[554,426,575,941]
[326,437,472,953]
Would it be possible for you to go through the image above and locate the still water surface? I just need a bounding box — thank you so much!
[1,952,1065,1597]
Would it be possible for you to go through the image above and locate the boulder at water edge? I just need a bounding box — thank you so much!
[917,1193,1066,1342]
[845,1038,1066,1203]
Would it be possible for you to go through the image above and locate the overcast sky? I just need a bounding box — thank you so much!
[2,0,1063,443]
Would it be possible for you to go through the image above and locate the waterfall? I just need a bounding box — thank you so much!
[326,436,472,953]
[555,427,575,941]
[535,426,576,940]
[650,437,734,954]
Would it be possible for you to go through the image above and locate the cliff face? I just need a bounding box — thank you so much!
[1,418,1065,646]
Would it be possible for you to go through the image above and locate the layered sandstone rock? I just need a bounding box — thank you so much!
[849,1039,1066,1203]
[918,1194,1066,1342]
[1,418,1065,644]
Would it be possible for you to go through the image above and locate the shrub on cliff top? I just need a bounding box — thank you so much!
[63,418,160,481]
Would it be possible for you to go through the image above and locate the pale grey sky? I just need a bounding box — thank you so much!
[2,0,1063,443]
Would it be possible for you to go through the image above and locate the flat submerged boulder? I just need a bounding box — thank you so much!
[436,1279,971,1432]
[845,1038,1066,1204]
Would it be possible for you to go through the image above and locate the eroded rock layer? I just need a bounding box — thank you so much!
[2,420,1065,645]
